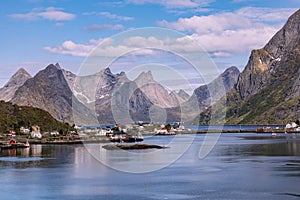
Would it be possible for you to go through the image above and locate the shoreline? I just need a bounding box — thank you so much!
[0,129,297,146]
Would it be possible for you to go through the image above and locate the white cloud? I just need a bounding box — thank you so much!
[84,24,125,31]
[37,7,75,21]
[44,38,138,57]
[44,30,275,58]
[99,11,134,21]
[157,7,297,56]
[231,0,253,3]
[189,26,278,56]
[157,13,253,34]
[44,40,95,57]
[236,7,297,23]
[9,7,75,21]
[44,7,298,59]
[44,35,203,58]
[126,0,213,14]
[126,0,212,9]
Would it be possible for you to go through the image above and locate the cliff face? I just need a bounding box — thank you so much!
[236,49,274,99]
[237,9,300,101]
[198,9,300,125]
[0,68,32,102]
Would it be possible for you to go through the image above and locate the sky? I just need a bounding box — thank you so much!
[0,0,299,91]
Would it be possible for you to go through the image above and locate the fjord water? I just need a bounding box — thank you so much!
[0,133,299,199]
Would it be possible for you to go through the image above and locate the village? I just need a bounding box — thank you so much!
[1,119,299,150]
[0,122,191,148]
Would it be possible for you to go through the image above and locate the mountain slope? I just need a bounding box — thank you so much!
[0,68,32,102]
[198,9,300,125]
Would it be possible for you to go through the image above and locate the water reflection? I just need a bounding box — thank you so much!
[0,133,299,199]
[84,135,196,173]
[0,144,78,169]
[217,136,300,165]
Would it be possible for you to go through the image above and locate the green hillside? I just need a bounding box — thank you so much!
[0,100,74,134]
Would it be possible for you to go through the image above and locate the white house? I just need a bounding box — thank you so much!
[20,127,30,134]
[31,126,42,139]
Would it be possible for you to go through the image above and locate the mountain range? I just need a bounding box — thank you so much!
[1,9,298,126]
[0,63,239,125]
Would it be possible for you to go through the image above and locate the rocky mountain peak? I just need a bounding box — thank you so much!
[134,71,154,87]
[4,68,32,87]
[264,9,300,59]
[43,63,61,75]
[10,63,75,122]
[222,66,240,90]
[55,63,61,69]
[16,67,31,76]
[104,67,112,75]
[223,66,240,76]
[0,67,32,102]
[177,89,190,100]
[193,66,240,106]
[236,9,300,100]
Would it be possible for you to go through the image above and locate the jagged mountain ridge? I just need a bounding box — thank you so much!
[198,9,300,125]
[177,89,190,101]
[5,63,240,124]
[0,68,32,102]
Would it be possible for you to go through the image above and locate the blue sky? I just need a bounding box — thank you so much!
[0,0,299,90]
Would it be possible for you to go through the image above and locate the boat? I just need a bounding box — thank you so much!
[125,133,143,142]
[24,140,30,148]
[0,139,30,150]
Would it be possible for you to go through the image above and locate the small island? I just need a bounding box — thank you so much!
[102,144,168,150]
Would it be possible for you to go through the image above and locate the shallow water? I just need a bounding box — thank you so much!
[0,133,299,199]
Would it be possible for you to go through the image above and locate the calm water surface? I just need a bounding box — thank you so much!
[0,133,299,199]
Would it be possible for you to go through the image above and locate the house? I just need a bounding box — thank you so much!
[50,131,60,136]
[20,127,30,134]
[31,126,42,139]
[285,122,300,133]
